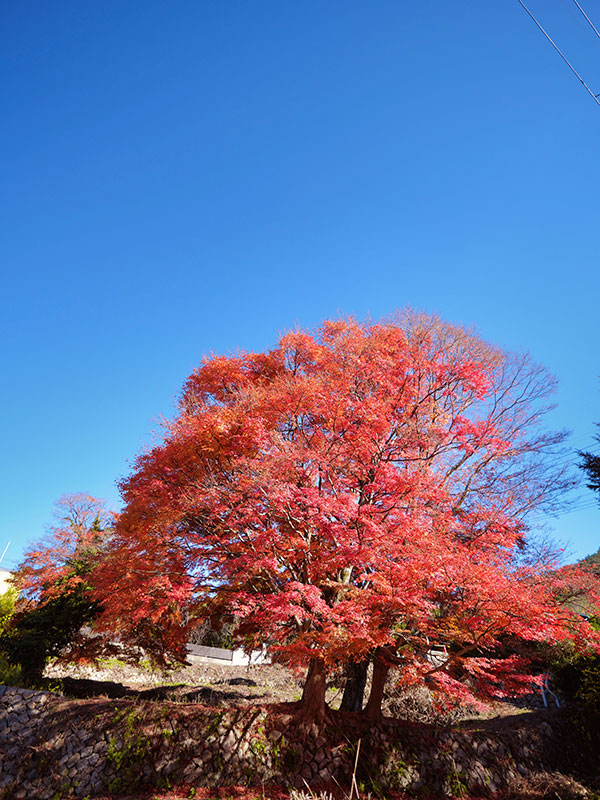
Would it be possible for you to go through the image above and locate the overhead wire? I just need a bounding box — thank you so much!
[512,0,600,505]
[516,0,600,106]
[528,498,599,523]
[570,0,600,43]
[543,499,598,514]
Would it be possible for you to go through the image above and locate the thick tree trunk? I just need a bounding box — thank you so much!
[294,658,328,727]
[364,647,390,722]
[340,658,369,712]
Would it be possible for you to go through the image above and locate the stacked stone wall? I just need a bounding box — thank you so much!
[0,685,595,799]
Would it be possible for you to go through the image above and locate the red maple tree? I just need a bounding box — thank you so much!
[14,493,115,603]
[5,494,115,683]
[94,314,599,723]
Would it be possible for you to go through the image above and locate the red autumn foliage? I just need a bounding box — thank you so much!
[14,493,115,604]
[93,313,599,722]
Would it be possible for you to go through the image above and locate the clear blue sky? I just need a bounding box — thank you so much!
[1,1,599,569]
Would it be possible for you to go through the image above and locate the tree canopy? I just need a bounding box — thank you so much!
[580,422,600,503]
[94,314,598,722]
[580,549,600,578]
[1,494,114,684]
[577,418,600,580]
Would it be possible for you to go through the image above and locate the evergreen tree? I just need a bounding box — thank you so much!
[580,429,600,501]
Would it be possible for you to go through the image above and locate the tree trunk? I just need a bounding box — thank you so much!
[364,647,390,722]
[340,658,369,712]
[294,658,328,727]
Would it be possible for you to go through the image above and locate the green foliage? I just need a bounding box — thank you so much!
[579,548,600,580]
[0,588,21,684]
[0,585,100,685]
[0,588,17,633]
[97,656,128,669]
[106,709,150,793]
[50,789,70,800]
[580,413,600,506]
[0,494,113,686]
[206,709,225,735]
[446,763,469,799]
[552,647,600,712]
[250,737,267,756]
[573,657,600,711]
[580,448,600,500]
[0,652,22,686]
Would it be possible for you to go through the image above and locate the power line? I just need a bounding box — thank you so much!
[554,500,598,515]
[516,0,600,106]
[528,499,599,522]
[570,0,600,43]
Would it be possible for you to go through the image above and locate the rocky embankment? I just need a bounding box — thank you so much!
[1,684,597,799]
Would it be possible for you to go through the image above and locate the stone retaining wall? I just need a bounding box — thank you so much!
[0,684,594,799]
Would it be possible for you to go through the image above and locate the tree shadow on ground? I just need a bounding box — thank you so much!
[48,676,267,705]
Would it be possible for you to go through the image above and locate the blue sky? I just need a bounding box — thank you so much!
[1,1,599,569]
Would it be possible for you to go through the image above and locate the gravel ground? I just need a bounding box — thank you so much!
[44,658,307,704]
[44,658,543,720]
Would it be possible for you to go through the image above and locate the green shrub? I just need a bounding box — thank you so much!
[0,588,23,685]
[0,587,100,686]
[0,652,22,685]
[552,649,600,712]
[0,588,17,633]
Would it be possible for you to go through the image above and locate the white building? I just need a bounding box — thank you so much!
[0,568,12,594]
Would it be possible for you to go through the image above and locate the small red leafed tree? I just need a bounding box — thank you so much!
[15,494,114,603]
[95,314,598,724]
[4,494,114,684]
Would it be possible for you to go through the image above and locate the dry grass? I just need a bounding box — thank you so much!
[505,771,592,800]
